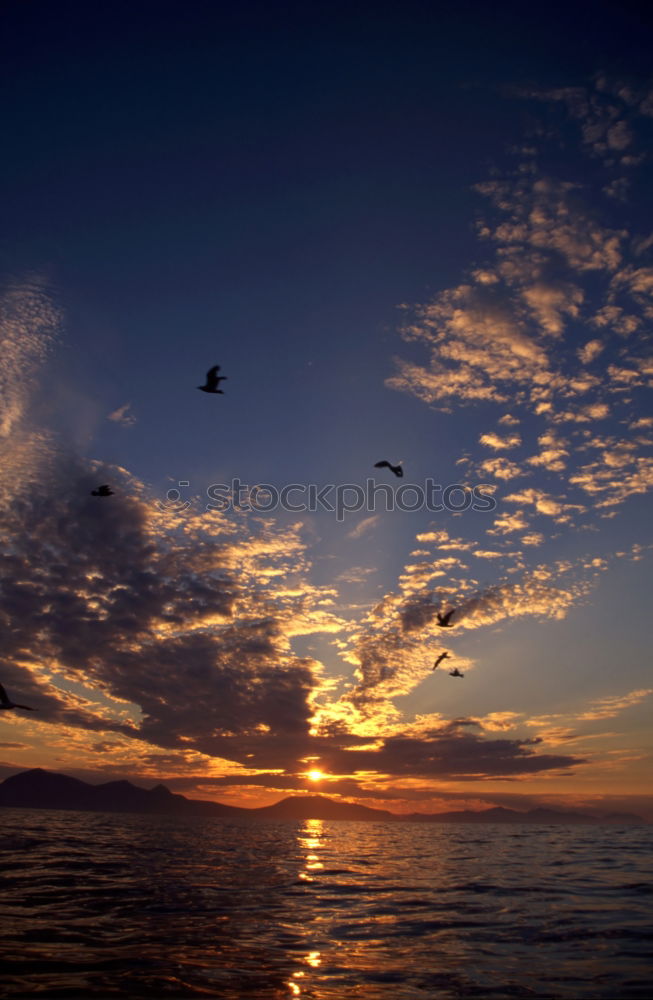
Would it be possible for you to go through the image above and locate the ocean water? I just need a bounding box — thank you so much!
[0,809,651,999]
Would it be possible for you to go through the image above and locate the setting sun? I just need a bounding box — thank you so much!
[307,770,324,782]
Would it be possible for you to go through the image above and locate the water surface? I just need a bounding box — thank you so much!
[1,809,651,998]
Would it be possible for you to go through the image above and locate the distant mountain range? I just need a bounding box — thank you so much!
[0,769,645,824]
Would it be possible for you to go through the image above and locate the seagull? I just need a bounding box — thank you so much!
[198,365,228,393]
[374,461,403,478]
[91,485,113,496]
[0,683,35,711]
[437,609,455,628]
[448,668,464,678]
[433,651,450,670]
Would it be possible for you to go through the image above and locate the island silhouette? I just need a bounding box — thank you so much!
[0,769,645,824]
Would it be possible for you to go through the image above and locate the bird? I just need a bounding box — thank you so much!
[448,668,464,678]
[433,651,450,670]
[91,485,113,496]
[197,365,228,393]
[374,461,403,478]
[437,609,455,627]
[0,682,35,711]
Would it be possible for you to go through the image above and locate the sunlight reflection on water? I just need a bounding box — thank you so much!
[0,809,651,999]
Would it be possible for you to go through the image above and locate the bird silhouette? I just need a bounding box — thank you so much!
[0,682,35,711]
[437,609,455,627]
[433,651,450,670]
[91,485,113,497]
[198,365,228,393]
[374,461,403,478]
[448,668,464,678]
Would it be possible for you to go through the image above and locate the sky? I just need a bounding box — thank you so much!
[1,0,652,819]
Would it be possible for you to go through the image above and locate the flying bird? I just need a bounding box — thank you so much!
[374,461,403,478]
[437,609,455,627]
[198,365,228,393]
[448,668,464,678]
[91,485,113,496]
[433,651,450,670]
[0,683,35,711]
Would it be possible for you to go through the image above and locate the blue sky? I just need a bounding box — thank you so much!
[0,0,652,817]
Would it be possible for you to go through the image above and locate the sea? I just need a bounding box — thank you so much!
[0,809,651,999]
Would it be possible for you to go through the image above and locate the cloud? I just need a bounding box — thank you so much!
[387,281,551,408]
[336,566,377,585]
[477,177,625,272]
[603,178,630,202]
[521,532,545,547]
[569,452,653,508]
[578,689,653,721]
[347,514,381,539]
[515,77,650,164]
[0,307,348,775]
[340,549,591,717]
[504,488,569,518]
[480,431,522,450]
[479,456,525,481]
[0,280,61,507]
[0,278,60,439]
[316,725,584,781]
[487,511,529,535]
[386,85,653,536]
[0,471,342,767]
[520,280,584,335]
[107,402,137,427]
[526,432,569,471]
[578,339,604,363]
[552,403,610,423]
[414,530,474,552]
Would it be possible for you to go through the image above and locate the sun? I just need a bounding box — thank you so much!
[307,769,324,782]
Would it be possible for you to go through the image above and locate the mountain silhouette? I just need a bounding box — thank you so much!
[252,794,396,822]
[398,805,647,825]
[0,769,242,817]
[0,769,645,824]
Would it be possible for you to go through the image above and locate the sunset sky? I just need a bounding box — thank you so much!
[1,1,652,819]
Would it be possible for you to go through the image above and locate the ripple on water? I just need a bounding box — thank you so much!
[0,810,651,999]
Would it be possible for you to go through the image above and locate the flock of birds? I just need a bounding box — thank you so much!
[0,364,463,717]
[434,610,463,676]
[91,368,467,673]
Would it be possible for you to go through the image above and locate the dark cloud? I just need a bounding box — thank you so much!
[0,455,325,768]
[317,728,583,781]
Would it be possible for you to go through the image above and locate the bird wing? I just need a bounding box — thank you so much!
[374,461,390,469]
[206,366,220,385]
[0,682,9,704]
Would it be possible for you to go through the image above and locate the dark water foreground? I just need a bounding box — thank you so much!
[0,809,651,999]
